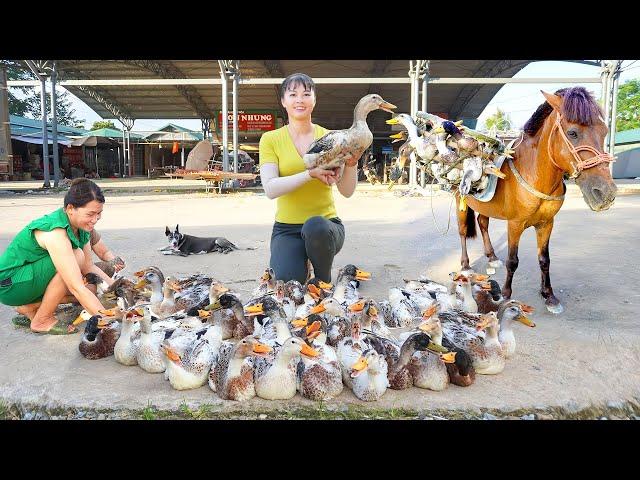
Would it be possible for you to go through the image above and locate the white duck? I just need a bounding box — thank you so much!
[254,336,319,400]
[349,349,390,401]
[161,325,223,390]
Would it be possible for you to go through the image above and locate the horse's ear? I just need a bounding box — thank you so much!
[165,226,170,236]
[541,90,563,111]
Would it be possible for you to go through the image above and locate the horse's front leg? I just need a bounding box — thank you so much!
[535,220,563,314]
[456,198,474,271]
[477,214,502,267]
[502,220,526,299]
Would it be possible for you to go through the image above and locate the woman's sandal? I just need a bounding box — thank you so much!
[12,315,78,335]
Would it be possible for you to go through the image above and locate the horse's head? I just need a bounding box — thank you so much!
[540,88,617,212]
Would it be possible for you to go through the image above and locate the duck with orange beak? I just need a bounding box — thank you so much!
[332,264,371,306]
[496,300,536,359]
[244,296,291,348]
[337,319,371,387]
[302,94,396,171]
[114,306,145,366]
[254,336,320,400]
[78,314,121,360]
[441,311,505,375]
[161,325,222,391]
[406,316,457,391]
[349,349,390,401]
[203,292,253,340]
[210,336,272,401]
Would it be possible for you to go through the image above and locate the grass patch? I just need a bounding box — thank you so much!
[140,401,158,420]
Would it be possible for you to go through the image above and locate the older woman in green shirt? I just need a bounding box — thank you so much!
[0,178,113,333]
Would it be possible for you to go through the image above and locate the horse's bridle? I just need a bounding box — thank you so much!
[547,113,615,179]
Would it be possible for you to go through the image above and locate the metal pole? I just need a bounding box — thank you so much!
[121,126,126,177]
[232,72,239,174]
[0,66,14,177]
[126,129,132,176]
[50,62,61,186]
[218,60,229,172]
[608,62,621,158]
[40,76,50,188]
[421,60,429,113]
[409,61,418,186]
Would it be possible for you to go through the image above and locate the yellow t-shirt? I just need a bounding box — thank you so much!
[259,124,337,224]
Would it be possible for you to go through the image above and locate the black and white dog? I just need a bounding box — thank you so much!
[161,225,255,256]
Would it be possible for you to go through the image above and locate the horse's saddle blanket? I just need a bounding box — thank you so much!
[472,155,507,203]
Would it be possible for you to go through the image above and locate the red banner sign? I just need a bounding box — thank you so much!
[216,111,276,132]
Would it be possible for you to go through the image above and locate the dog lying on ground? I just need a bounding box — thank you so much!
[159,225,256,256]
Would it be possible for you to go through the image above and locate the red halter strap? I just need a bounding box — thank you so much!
[547,113,615,179]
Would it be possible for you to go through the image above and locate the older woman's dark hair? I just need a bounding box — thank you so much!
[280,73,316,99]
[64,178,105,208]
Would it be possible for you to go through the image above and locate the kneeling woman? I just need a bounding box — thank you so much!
[259,73,358,283]
[0,178,113,333]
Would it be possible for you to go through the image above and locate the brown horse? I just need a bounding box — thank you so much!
[456,87,617,314]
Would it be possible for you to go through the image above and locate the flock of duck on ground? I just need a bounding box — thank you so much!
[75,263,536,402]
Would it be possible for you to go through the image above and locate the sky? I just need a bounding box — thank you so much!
[56,60,640,133]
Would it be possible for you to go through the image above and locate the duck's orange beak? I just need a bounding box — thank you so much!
[300,343,319,358]
[198,309,212,319]
[306,284,321,299]
[318,281,333,290]
[440,352,457,364]
[162,344,181,363]
[291,318,308,329]
[244,304,264,316]
[518,316,536,328]
[379,101,397,114]
[134,279,148,289]
[473,274,490,282]
[97,318,112,329]
[252,342,272,355]
[309,304,326,315]
[350,356,369,377]
[355,269,371,281]
[348,301,365,312]
[306,320,322,336]
[422,304,438,318]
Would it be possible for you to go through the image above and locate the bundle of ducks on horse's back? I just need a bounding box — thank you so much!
[303,94,396,170]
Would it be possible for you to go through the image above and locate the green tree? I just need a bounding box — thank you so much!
[616,79,640,132]
[90,120,118,131]
[1,60,85,128]
[483,108,512,132]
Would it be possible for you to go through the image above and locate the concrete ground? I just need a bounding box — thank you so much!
[0,184,639,419]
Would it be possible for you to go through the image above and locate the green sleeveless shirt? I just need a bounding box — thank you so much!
[0,207,90,282]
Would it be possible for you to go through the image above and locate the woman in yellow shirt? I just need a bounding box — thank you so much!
[259,73,358,283]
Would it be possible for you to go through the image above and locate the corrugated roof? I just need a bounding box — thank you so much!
[9,114,90,136]
[615,128,640,145]
[144,123,203,141]
[87,127,144,139]
[49,60,534,143]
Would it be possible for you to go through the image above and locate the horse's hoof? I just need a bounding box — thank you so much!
[486,267,496,275]
[546,303,564,314]
[488,259,503,269]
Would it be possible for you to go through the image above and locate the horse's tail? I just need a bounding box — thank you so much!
[465,205,477,239]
